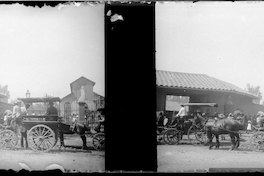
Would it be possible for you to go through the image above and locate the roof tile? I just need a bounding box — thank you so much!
[156,70,257,98]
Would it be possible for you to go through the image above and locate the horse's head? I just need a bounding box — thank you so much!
[194,113,207,124]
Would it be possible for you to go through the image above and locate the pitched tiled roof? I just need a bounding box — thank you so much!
[156,70,258,98]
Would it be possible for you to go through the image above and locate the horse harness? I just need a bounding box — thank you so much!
[211,120,242,134]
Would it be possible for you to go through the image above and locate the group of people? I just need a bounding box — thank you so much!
[157,105,250,130]
[1,100,59,149]
[213,112,245,122]
[157,105,189,131]
[3,101,58,125]
[3,101,27,126]
[69,104,105,133]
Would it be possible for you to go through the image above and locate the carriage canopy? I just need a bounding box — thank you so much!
[17,97,61,104]
[181,103,218,107]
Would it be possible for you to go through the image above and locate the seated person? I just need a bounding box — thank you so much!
[4,110,12,126]
[94,108,105,133]
[46,101,58,121]
[157,112,165,127]
[257,114,264,128]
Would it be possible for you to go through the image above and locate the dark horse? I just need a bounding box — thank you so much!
[205,118,246,150]
[57,122,90,150]
[58,108,105,151]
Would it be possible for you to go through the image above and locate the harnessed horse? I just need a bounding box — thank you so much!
[58,108,105,151]
[205,117,246,150]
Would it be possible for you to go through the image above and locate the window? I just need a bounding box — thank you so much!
[64,102,71,122]
[165,95,189,112]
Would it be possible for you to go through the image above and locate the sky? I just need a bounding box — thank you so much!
[0,3,104,101]
[156,2,264,100]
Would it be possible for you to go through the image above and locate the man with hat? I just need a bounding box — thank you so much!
[227,113,234,120]
[46,101,58,122]
[171,104,187,131]
[46,101,58,116]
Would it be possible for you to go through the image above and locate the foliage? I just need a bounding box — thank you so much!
[246,84,262,98]
[0,84,10,98]
[246,84,263,105]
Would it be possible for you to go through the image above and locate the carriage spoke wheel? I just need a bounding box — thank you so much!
[27,125,56,152]
[0,130,18,149]
[249,132,264,151]
[163,129,180,145]
[93,133,105,151]
[195,129,207,144]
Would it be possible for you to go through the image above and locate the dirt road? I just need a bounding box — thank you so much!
[0,134,104,172]
[158,133,264,172]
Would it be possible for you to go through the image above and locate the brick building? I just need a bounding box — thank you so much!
[60,76,104,123]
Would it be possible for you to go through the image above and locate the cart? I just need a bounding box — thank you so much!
[0,97,104,152]
[160,103,218,145]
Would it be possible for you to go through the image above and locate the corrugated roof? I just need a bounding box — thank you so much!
[156,70,258,98]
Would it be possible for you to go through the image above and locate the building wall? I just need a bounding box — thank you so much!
[71,79,94,102]
[60,94,77,118]
[94,94,105,109]
[157,87,261,117]
[157,88,167,111]
[61,78,105,123]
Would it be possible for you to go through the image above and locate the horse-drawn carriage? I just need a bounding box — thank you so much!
[0,97,105,152]
[158,103,218,145]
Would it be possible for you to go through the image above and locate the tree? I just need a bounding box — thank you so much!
[0,84,10,98]
[246,84,262,104]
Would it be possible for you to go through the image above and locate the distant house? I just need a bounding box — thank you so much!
[156,70,262,116]
[60,76,104,122]
[0,93,13,119]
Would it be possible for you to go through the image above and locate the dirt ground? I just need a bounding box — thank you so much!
[0,134,104,172]
[158,132,264,172]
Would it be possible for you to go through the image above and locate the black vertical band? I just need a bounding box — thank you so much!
[105,2,157,171]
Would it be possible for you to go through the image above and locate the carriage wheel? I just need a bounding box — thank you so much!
[163,129,180,145]
[93,133,105,151]
[0,130,18,149]
[27,124,56,152]
[195,128,207,144]
[249,131,264,151]
[157,128,165,144]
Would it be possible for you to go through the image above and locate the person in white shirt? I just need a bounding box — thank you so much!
[171,105,187,128]
[227,113,234,120]
[176,105,187,118]
[3,110,12,125]
[12,101,22,119]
